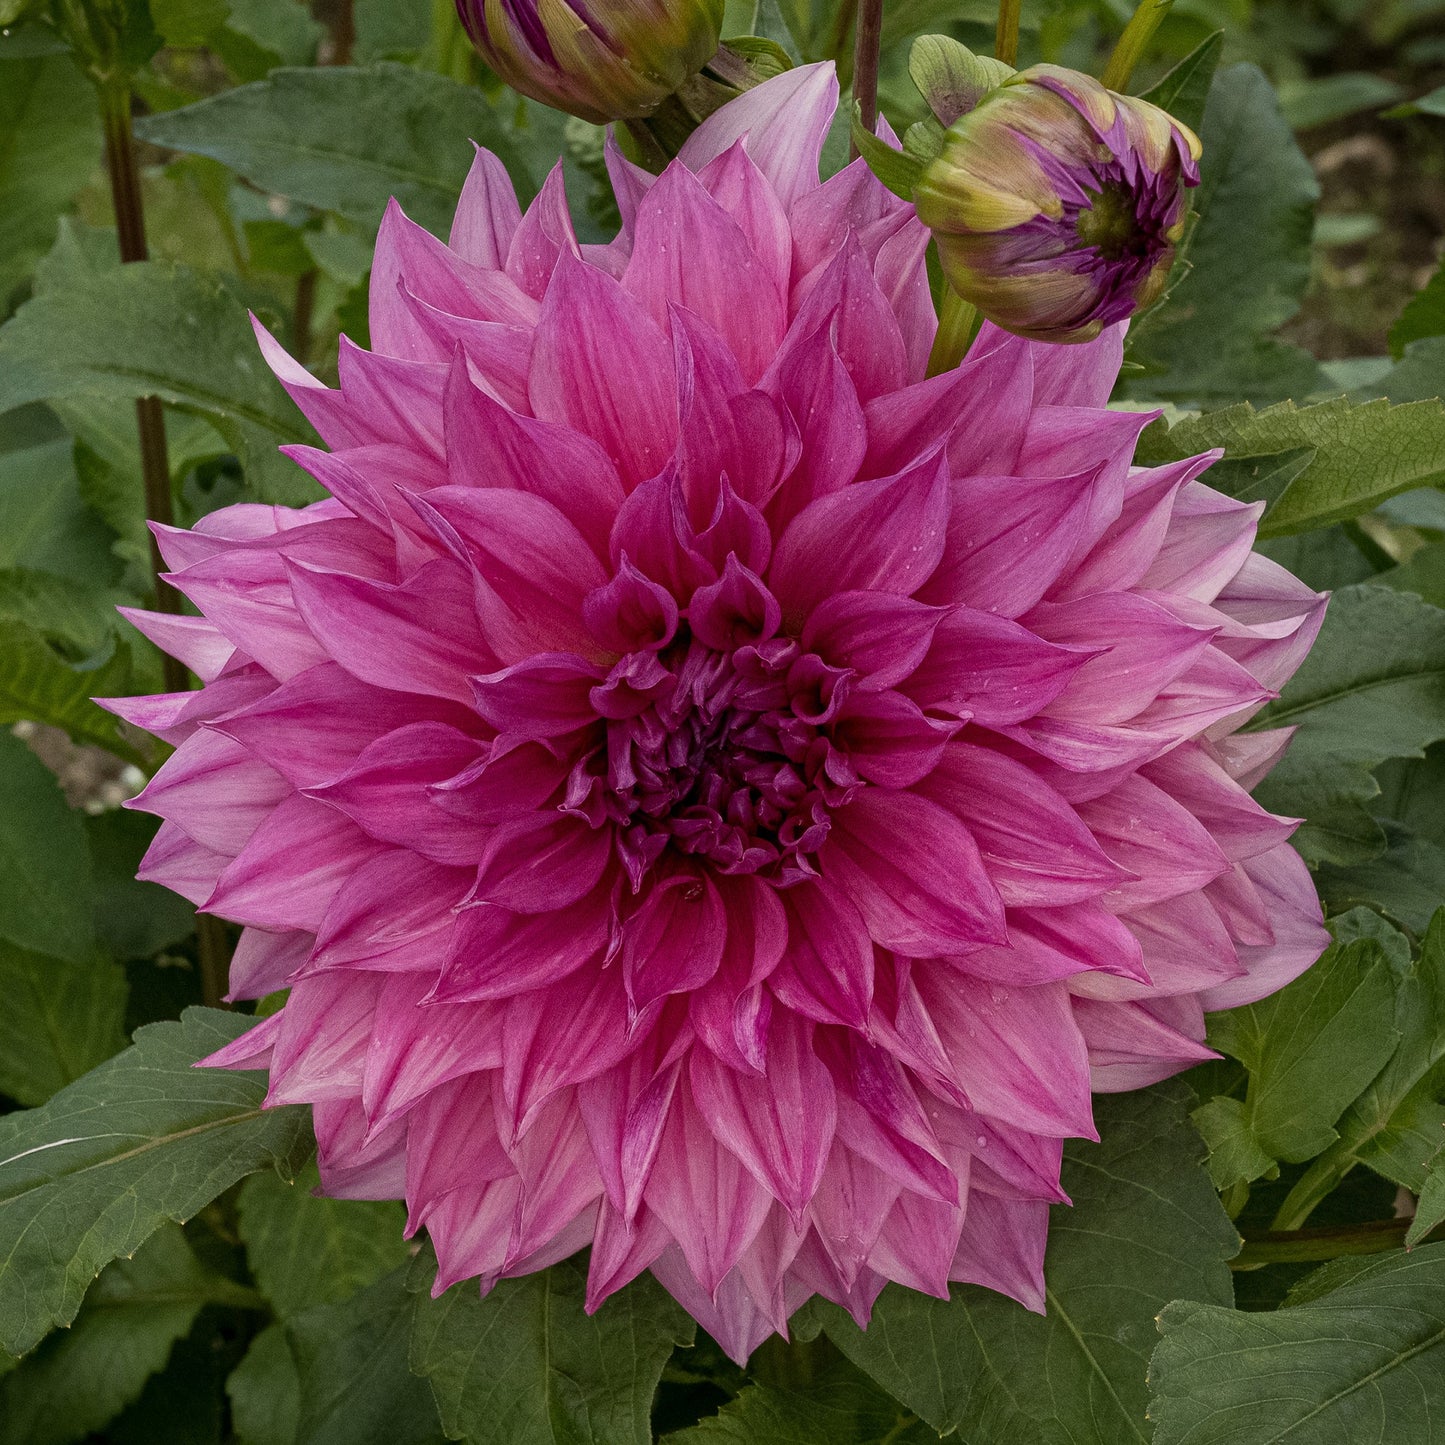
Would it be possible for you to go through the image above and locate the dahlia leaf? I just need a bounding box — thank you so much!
[0,250,321,504]
[1409,1151,1445,1248]
[1253,586,1445,864]
[1139,30,1224,134]
[817,1082,1237,1442]
[1204,931,1402,1168]
[664,1353,934,1443]
[288,1266,446,1445]
[0,940,128,1108]
[1124,65,1322,407]
[0,1008,311,1356]
[0,53,99,308]
[133,65,533,236]
[1316,826,1445,936]
[0,1223,256,1445]
[0,729,97,964]
[1141,395,1445,537]
[237,1162,409,1320]
[1148,1244,1445,1443]
[409,1253,695,1445]
[1271,910,1445,1228]
[86,811,198,963]
[227,1323,300,1445]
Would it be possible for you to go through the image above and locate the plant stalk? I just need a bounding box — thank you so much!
[1100,0,1174,91]
[926,287,979,376]
[995,0,1022,66]
[849,0,884,159]
[1233,1216,1444,1269]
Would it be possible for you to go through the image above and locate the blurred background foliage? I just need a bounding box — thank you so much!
[3,0,1445,1439]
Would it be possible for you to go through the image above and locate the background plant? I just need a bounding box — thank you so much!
[2,0,1445,1439]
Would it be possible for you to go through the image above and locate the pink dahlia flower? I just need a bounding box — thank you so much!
[112,63,1328,1362]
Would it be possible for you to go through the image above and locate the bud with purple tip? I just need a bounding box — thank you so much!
[456,0,725,124]
[915,64,1201,344]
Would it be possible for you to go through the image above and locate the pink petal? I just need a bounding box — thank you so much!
[449,143,522,268]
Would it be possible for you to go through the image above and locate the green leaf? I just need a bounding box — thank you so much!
[1383,84,1445,119]
[665,1354,934,1443]
[1138,30,1223,134]
[0,940,128,1107]
[224,0,322,66]
[0,246,320,502]
[0,435,122,587]
[1389,257,1445,360]
[1251,586,1445,864]
[817,1083,1237,1442]
[135,64,533,235]
[1316,827,1445,937]
[228,1322,300,1445]
[1276,71,1405,130]
[0,729,96,963]
[1381,541,1445,609]
[0,620,145,761]
[907,35,1013,126]
[1191,1095,1278,1191]
[1273,912,1445,1228]
[0,55,100,310]
[849,113,924,200]
[353,0,430,62]
[86,811,198,962]
[1206,932,1401,1167]
[1150,1244,1445,1443]
[238,1162,409,1319]
[1408,1151,1445,1247]
[1125,65,1321,407]
[0,1008,310,1355]
[0,1223,253,1445]
[1138,396,1445,538]
[289,1266,445,1445]
[409,1252,695,1445]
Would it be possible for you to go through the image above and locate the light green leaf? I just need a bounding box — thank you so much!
[0,729,96,962]
[1126,66,1321,407]
[0,1223,253,1445]
[1381,542,1445,609]
[224,0,322,66]
[665,1355,934,1443]
[290,1266,445,1445]
[409,1252,695,1445]
[0,1008,310,1355]
[1138,396,1445,538]
[0,54,100,309]
[0,619,145,761]
[0,940,128,1107]
[134,64,532,235]
[238,1162,408,1320]
[907,35,1013,125]
[1251,586,1445,863]
[0,568,127,659]
[0,436,121,586]
[1150,1244,1445,1443]
[353,0,430,62]
[0,247,319,502]
[228,1322,300,1445]
[818,1083,1238,1442]
[86,811,197,963]
[1277,71,1405,130]
[1191,1095,1278,1191]
[1274,912,1445,1229]
[1408,1151,1445,1247]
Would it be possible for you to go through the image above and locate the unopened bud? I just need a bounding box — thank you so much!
[456,0,725,125]
[914,64,1201,344]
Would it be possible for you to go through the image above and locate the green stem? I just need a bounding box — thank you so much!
[849,0,884,160]
[1272,1153,1352,1233]
[1234,1217,1444,1269]
[1100,0,1174,92]
[926,286,979,377]
[994,0,1021,67]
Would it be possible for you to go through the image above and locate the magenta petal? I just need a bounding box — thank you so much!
[226,927,311,1000]
[801,592,943,691]
[689,1012,835,1219]
[624,870,728,1010]
[768,450,950,623]
[469,652,603,736]
[824,790,1005,955]
[830,691,959,788]
[770,878,874,1029]
[1072,995,1217,1091]
[449,143,523,268]
[506,162,580,300]
[530,250,678,490]
[473,811,612,913]
[117,607,233,680]
[948,1189,1047,1312]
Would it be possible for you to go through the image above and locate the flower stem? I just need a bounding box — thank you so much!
[99,79,189,699]
[926,286,978,377]
[1100,0,1174,92]
[1233,1216,1443,1269]
[849,0,884,160]
[994,0,1022,66]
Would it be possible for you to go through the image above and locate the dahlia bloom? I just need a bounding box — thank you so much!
[915,64,1201,343]
[455,0,723,123]
[112,63,1327,1362]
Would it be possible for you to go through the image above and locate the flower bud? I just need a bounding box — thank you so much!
[914,64,1201,344]
[456,0,725,125]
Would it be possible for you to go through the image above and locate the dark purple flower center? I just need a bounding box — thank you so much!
[564,626,861,890]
